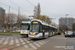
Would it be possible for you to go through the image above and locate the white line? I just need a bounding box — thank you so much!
[9,37,14,45]
[22,42,26,45]
[33,42,41,47]
[20,38,29,45]
[40,41,46,44]
[15,39,19,43]
[21,38,26,45]
[27,38,30,40]
[24,45,29,48]
[19,38,24,42]
[0,38,5,44]
[9,40,14,45]
[0,38,5,41]
[29,43,37,49]
[36,41,43,45]
[24,38,28,42]
[27,41,30,43]
[16,44,21,46]
[15,38,21,46]
[24,39,30,43]
[3,37,9,45]
[3,41,8,45]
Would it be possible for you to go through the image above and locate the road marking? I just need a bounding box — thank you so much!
[27,41,30,43]
[27,38,30,40]
[19,38,24,42]
[33,42,41,47]
[24,45,29,48]
[16,43,21,46]
[9,37,14,45]
[15,38,21,46]
[15,38,19,43]
[22,42,26,45]
[40,41,46,44]
[21,39,26,45]
[36,41,43,45]
[0,38,5,44]
[3,37,9,45]
[24,38,28,42]
[24,39,30,43]
[29,43,37,49]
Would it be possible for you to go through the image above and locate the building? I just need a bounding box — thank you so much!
[0,7,5,28]
[59,17,75,30]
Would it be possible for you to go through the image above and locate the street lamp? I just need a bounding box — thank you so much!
[65,14,69,17]
[29,16,34,17]
[29,15,34,20]
[65,14,69,31]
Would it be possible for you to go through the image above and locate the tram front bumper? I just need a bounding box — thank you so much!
[29,35,39,38]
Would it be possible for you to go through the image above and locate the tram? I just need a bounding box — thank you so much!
[29,19,57,39]
[20,20,30,37]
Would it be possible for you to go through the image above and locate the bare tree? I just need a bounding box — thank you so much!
[34,6,37,17]
[17,15,30,29]
[34,3,41,17]
[59,24,68,31]
[5,13,17,29]
[51,22,57,27]
[37,3,41,16]
[5,13,30,30]
[72,23,75,32]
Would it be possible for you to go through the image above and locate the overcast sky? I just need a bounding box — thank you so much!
[0,0,75,24]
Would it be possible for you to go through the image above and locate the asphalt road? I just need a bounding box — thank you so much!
[38,35,75,50]
[0,34,75,50]
[0,34,49,50]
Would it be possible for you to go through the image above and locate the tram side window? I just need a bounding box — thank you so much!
[40,25,42,32]
[42,26,49,32]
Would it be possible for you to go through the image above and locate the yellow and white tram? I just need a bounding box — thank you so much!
[29,19,57,39]
[20,20,30,37]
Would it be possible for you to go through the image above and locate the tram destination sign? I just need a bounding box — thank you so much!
[33,22,38,24]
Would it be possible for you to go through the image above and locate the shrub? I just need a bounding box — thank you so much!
[63,32,65,34]
[58,31,62,35]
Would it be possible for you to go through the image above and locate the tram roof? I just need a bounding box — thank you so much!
[31,19,57,29]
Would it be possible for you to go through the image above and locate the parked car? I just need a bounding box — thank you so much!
[65,31,75,37]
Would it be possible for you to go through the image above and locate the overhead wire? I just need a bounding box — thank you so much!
[26,0,35,6]
[26,0,46,15]
[9,0,31,14]
[0,2,18,10]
